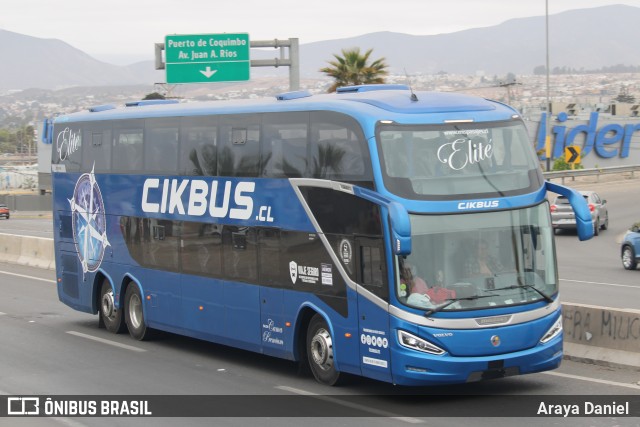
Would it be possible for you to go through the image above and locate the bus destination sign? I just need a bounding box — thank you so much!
[164,33,250,84]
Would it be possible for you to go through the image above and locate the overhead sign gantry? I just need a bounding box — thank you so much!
[156,34,300,90]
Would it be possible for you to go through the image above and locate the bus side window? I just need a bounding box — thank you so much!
[356,237,388,301]
[258,227,285,287]
[82,124,111,173]
[219,115,261,177]
[180,116,218,176]
[262,112,309,178]
[181,221,223,277]
[113,120,143,172]
[222,226,258,281]
[310,111,372,187]
[144,118,179,174]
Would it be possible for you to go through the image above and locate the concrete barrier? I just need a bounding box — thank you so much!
[0,233,55,270]
[0,233,24,265]
[563,303,640,369]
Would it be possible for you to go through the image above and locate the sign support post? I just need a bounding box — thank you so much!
[155,36,300,91]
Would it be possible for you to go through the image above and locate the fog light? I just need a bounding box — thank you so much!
[406,366,430,373]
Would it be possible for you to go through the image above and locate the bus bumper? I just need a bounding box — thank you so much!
[390,333,563,386]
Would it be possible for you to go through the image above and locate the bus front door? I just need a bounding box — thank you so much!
[355,236,392,383]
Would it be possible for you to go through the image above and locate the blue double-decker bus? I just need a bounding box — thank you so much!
[49,85,592,386]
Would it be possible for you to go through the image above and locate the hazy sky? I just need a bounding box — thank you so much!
[2,0,639,64]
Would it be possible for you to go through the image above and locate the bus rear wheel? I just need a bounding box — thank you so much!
[306,314,341,386]
[99,279,125,333]
[124,284,153,341]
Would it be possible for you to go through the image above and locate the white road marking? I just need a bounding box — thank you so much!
[66,331,146,353]
[560,278,638,289]
[0,269,56,284]
[50,418,90,427]
[0,229,52,235]
[542,371,640,390]
[275,385,424,423]
[0,232,53,240]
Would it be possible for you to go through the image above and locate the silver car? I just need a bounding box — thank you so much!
[550,190,609,236]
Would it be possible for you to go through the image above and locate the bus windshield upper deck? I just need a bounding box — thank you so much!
[378,119,543,200]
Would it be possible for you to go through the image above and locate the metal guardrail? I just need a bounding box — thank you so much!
[543,164,640,184]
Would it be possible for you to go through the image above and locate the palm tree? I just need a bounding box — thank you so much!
[320,48,388,93]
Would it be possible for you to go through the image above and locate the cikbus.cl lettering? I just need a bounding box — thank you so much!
[141,178,256,220]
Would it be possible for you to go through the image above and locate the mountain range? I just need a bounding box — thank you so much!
[2,4,640,91]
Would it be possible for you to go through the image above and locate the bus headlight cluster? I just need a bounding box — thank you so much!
[397,330,445,355]
[540,316,563,344]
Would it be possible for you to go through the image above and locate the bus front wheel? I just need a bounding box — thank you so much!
[124,284,152,341]
[306,314,341,386]
[99,279,125,334]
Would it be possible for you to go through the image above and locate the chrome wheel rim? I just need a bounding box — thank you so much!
[129,292,143,329]
[101,289,116,320]
[310,328,334,371]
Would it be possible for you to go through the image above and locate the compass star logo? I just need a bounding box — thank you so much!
[69,166,110,275]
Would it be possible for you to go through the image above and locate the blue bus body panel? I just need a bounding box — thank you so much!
[222,281,261,350]
[417,312,559,357]
[180,274,225,338]
[53,171,316,316]
[52,174,315,231]
[389,310,563,386]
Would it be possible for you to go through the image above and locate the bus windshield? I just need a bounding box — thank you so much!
[378,120,543,199]
[397,202,557,313]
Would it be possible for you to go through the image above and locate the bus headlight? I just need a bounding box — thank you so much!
[397,330,445,355]
[540,316,563,344]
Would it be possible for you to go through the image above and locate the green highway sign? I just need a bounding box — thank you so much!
[164,33,250,84]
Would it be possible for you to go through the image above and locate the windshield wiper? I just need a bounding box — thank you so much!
[490,284,554,303]
[424,294,497,317]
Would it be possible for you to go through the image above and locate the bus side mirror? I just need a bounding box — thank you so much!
[388,201,412,255]
[546,181,593,241]
[350,185,412,255]
[42,118,54,145]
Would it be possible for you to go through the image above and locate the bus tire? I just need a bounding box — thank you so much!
[99,279,125,334]
[124,284,153,341]
[306,314,341,386]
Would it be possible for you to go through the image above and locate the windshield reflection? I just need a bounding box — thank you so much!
[378,120,543,200]
[397,203,557,313]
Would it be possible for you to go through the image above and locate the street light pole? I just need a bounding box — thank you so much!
[545,0,551,171]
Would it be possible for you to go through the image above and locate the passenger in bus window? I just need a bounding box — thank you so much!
[400,262,436,308]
